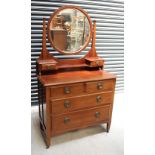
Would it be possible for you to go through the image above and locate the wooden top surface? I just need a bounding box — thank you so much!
[38,70,116,87]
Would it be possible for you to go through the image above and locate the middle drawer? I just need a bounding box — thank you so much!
[51,91,113,115]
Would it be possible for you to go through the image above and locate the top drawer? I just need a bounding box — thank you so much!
[50,83,84,99]
[86,79,114,93]
[50,79,115,99]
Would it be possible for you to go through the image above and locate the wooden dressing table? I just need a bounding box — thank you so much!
[36,6,116,148]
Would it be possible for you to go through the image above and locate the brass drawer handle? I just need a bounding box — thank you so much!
[96,61,99,65]
[96,96,102,103]
[64,87,70,94]
[45,64,52,69]
[97,82,103,90]
[64,100,71,108]
[47,65,51,69]
[95,112,100,118]
[64,117,70,124]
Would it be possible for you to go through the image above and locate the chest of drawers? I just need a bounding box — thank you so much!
[38,70,116,148]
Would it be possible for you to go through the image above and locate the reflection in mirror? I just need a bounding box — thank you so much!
[49,8,90,53]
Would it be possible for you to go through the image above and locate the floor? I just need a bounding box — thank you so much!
[31,93,124,155]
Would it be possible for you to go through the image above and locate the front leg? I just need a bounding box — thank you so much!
[40,122,51,148]
[106,122,111,133]
[46,135,51,149]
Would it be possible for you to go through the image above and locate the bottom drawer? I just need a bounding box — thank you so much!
[52,105,111,135]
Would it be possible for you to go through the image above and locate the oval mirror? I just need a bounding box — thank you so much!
[48,6,92,55]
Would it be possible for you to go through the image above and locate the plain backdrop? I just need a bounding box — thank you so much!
[0,0,155,155]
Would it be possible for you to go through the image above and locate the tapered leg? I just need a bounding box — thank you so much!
[40,122,51,148]
[107,122,111,133]
[46,134,51,149]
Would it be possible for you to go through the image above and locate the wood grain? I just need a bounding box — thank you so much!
[38,70,116,87]
[51,91,113,115]
[50,83,84,99]
[52,105,111,135]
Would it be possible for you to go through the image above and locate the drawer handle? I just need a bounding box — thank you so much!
[97,83,103,90]
[64,100,71,108]
[47,65,51,69]
[64,87,70,94]
[96,61,99,65]
[95,112,100,118]
[45,64,52,69]
[96,96,102,103]
[64,117,70,124]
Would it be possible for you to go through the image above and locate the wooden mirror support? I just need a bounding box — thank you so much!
[36,6,116,148]
[37,17,104,74]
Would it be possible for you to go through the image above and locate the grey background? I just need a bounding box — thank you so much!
[31,0,124,105]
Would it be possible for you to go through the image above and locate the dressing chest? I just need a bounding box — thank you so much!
[36,6,116,148]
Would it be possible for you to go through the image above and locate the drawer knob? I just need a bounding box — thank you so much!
[64,100,71,108]
[47,65,51,69]
[64,87,70,94]
[96,61,99,65]
[64,117,70,124]
[95,112,100,118]
[96,96,102,103]
[97,82,103,90]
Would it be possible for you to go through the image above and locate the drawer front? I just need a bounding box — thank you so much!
[40,64,57,70]
[50,83,84,99]
[51,91,113,115]
[86,79,114,93]
[52,105,111,135]
[90,60,103,67]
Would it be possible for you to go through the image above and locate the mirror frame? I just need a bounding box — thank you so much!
[47,6,93,55]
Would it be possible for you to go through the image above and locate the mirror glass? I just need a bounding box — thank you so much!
[49,8,91,54]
